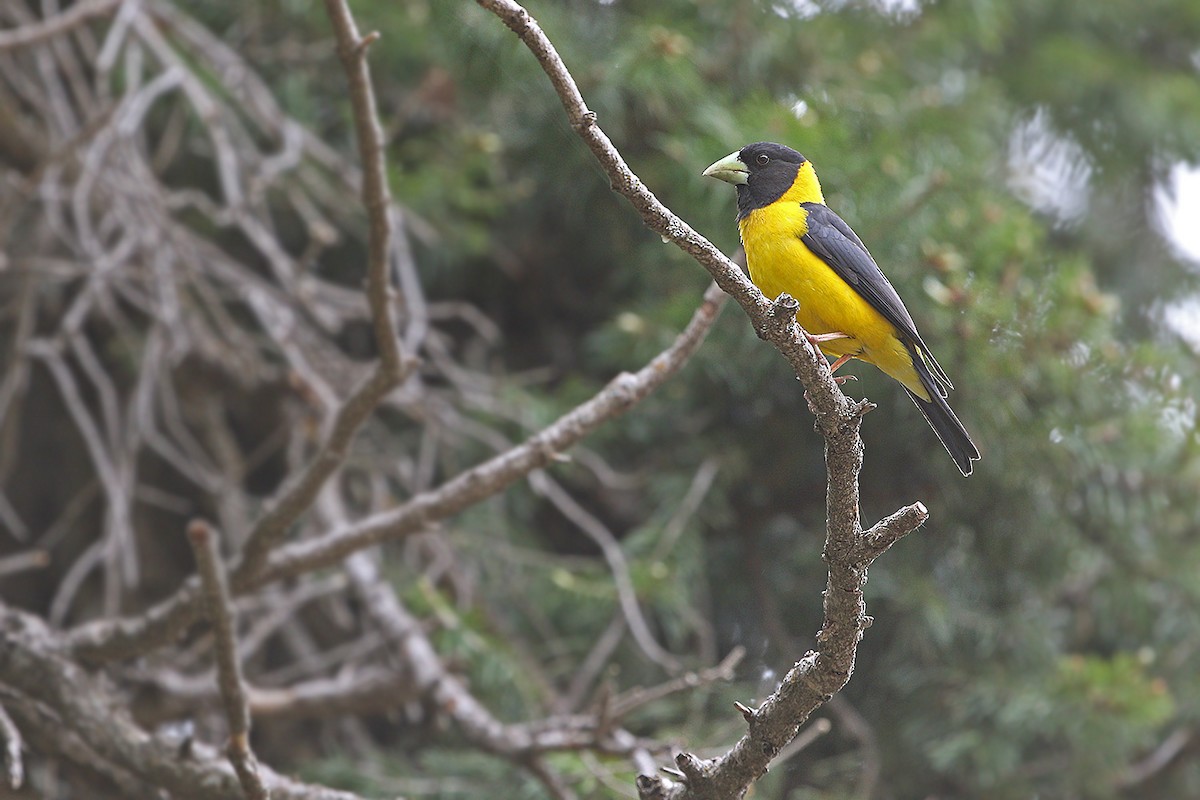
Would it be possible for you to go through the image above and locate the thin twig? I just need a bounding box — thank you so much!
[236,0,411,581]
[530,471,681,672]
[1117,727,1192,788]
[559,613,626,713]
[771,717,833,767]
[134,663,423,724]
[0,0,120,51]
[826,697,882,800]
[187,520,270,800]
[0,550,50,578]
[319,0,402,373]
[608,647,745,720]
[0,703,22,790]
[653,458,720,559]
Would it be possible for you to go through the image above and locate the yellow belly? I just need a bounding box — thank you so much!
[739,203,928,399]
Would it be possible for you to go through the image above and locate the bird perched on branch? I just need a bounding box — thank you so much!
[704,142,979,476]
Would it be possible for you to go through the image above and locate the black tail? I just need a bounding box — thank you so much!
[904,389,980,476]
[905,346,980,476]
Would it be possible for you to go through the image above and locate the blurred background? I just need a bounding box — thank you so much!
[4,0,1200,797]
[336,0,1200,794]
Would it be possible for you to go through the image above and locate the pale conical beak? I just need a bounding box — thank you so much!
[703,151,749,185]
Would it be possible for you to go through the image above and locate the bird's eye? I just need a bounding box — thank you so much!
[756,154,770,166]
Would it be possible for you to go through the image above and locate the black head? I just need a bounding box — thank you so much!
[736,142,807,218]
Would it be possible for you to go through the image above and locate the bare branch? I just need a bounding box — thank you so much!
[137,664,423,724]
[653,458,720,559]
[187,520,269,800]
[67,282,725,663]
[253,283,726,586]
[66,580,207,665]
[771,717,833,767]
[530,471,681,672]
[607,647,745,721]
[0,3,935,797]
[0,0,120,52]
[236,0,410,580]
[472,2,932,797]
[826,697,881,800]
[234,365,407,580]
[0,607,366,800]
[559,613,626,714]
[473,1,843,404]
[0,703,22,790]
[0,550,49,578]
[1117,727,1192,789]
[345,551,586,796]
[319,0,403,373]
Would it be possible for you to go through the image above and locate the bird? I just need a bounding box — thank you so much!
[703,142,980,476]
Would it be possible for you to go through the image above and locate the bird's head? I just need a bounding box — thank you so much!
[703,142,822,218]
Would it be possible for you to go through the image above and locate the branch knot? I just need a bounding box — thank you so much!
[758,292,799,341]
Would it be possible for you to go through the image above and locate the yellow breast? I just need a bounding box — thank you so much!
[738,201,927,398]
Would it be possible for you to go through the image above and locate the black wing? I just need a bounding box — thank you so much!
[799,202,952,393]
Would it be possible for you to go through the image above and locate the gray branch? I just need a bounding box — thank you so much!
[471,2,931,797]
[188,520,270,800]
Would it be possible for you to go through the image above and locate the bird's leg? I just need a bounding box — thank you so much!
[803,332,856,384]
[805,331,850,344]
[827,354,853,373]
[826,353,857,385]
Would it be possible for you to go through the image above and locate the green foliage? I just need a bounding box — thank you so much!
[221,0,1200,796]
[921,652,1173,797]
